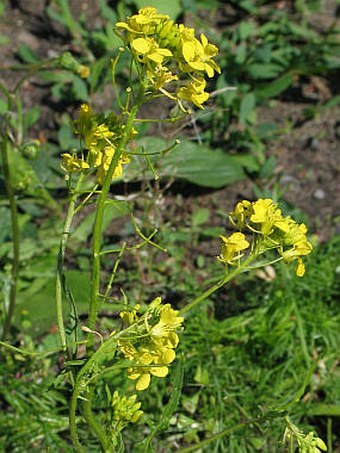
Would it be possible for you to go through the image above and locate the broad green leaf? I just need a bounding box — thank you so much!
[5,145,59,211]
[237,20,256,41]
[0,97,7,113]
[58,123,79,150]
[255,72,294,99]
[89,56,111,93]
[14,270,91,337]
[70,201,129,246]
[130,138,246,188]
[192,208,210,227]
[248,63,283,79]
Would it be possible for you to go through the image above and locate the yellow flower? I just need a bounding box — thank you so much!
[147,65,178,91]
[77,65,90,79]
[131,37,172,65]
[150,304,183,348]
[116,7,169,35]
[118,298,183,391]
[94,146,130,184]
[74,103,93,137]
[177,78,210,109]
[295,258,306,277]
[181,34,220,77]
[249,199,286,236]
[281,240,313,261]
[60,152,89,173]
[229,199,252,229]
[120,304,141,326]
[127,346,173,391]
[218,232,250,264]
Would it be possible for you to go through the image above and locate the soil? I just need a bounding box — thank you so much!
[0,0,339,242]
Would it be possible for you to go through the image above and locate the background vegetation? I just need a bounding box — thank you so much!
[0,0,339,451]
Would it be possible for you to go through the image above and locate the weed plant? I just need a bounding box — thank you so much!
[0,2,339,452]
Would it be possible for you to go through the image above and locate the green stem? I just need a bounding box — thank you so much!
[69,331,123,451]
[88,88,144,351]
[83,387,111,452]
[56,176,83,351]
[69,382,84,453]
[1,136,20,340]
[180,255,255,315]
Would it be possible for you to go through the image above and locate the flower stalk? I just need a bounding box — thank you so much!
[0,135,20,340]
[87,87,145,351]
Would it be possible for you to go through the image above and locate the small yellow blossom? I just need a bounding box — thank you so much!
[177,78,210,109]
[75,103,93,137]
[147,66,178,91]
[295,258,306,277]
[120,304,141,326]
[116,7,169,35]
[218,232,250,264]
[77,65,90,78]
[127,346,173,391]
[94,146,130,184]
[61,152,89,173]
[118,297,183,391]
[181,34,220,77]
[223,199,313,276]
[131,37,172,65]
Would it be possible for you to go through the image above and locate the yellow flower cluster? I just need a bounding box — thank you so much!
[118,297,184,391]
[60,104,133,184]
[116,7,220,111]
[219,199,313,276]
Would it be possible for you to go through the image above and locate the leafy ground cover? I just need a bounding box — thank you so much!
[0,0,339,451]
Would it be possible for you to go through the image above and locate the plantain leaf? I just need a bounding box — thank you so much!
[129,138,246,188]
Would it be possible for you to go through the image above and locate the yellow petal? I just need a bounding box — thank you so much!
[132,38,151,54]
[136,373,151,391]
[150,366,168,377]
[182,41,196,62]
[296,259,305,277]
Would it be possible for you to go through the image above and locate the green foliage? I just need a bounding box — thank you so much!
[0,1,339,451]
